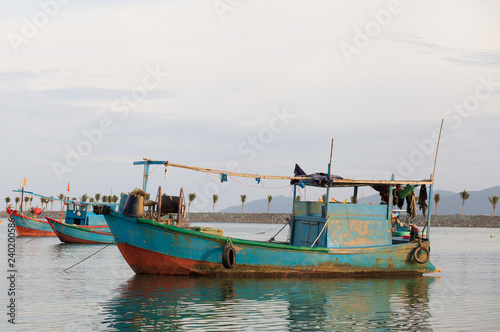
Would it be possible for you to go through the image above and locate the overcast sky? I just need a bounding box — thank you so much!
[1,0,499,212]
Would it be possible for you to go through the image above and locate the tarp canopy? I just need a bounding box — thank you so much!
[290,164,344,188]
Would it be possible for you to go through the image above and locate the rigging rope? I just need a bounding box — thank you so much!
[63,244,113,272]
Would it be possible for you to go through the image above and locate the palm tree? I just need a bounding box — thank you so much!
[81,194,89,202]
[50,196,54,211]
[322,194,327,202]
[240,195,246,213]
[40,198,48,210]
[102,196,108,203]
[267,195,272,213]
[188,193,196,214]
[15,197,20,209]
[112,195,119,203]
[95,193,101,203]
[434,193,440,215]
[212,194,218,213]
[24,196,30,208]
[488,196,499,215]
[58,194,65,210]
[29,196,33,208]
[5,197,11,208]
[296,195,301,202]
[89,197,95,203]
[459,190,470,215]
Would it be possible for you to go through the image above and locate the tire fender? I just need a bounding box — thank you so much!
[413,246,430,264]
[222,245,236,269]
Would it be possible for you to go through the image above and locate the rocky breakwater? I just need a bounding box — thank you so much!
[411,215,500,228]
[0,211,66,219]
[187,213,500,228]
[2,211,499,228]
[187,213,290,224]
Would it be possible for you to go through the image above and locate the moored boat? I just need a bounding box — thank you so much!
[7,206,55,237]
[46,199,117,244]
[98,157,441,277]
[46,217,114,244]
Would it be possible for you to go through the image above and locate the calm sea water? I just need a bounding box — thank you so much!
[1,219,499,331]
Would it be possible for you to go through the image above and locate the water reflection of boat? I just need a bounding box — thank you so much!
[101,275,438,331]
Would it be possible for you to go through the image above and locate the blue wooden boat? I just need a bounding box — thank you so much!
[6,190,62,236]
[98,158,441,277]
[7,189,116,242]
[46,217,114,244]
[7,206,55,237]
[46,200,118,244]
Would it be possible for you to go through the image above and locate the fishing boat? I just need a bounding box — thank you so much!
[7,193,57,236]
[46,200,116,244]
[46,218,114,244]
[7,190,115,241]
[98,154,442,277]
[7,204,56,237]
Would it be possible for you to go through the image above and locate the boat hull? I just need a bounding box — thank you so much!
[105,212,439,277]
[46,217,115,244]
[7,208,55,237]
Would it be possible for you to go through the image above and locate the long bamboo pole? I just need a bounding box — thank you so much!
[432,118,444,181]
[163,161,433,186]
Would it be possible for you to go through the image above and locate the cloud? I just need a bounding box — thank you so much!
[392,36,500,68]
[38,87,177,101]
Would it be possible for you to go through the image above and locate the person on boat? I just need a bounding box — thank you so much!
[410,224,421,241]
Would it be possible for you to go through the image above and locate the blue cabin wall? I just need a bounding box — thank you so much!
[326,203,391,248]
[65,203,108,226]
[291,201,391,248]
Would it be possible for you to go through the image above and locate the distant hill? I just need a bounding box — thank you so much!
[220,187,500,215]
[220,195,293,213]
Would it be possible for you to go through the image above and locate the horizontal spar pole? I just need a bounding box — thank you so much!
[162,161,434,186]
[164,161,306,180]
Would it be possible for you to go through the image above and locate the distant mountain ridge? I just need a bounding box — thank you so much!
[219,187,500,215]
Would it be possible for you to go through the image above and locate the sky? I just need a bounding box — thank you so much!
[1,0,499,212]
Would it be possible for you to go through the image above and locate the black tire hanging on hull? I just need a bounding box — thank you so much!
[222,246,236,269]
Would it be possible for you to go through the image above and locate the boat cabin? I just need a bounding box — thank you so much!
[290,201,392,248]
[65,202,116,226]
[288,172,433,249]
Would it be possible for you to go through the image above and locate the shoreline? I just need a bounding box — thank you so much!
[2,211,498,228]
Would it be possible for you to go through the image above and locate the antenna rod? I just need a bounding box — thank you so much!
[432,119,444,180]
[329,138,334,175]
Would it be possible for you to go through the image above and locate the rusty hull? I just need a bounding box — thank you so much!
[105,211,439,277]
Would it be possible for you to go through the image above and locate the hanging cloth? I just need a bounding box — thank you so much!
[418,185,428,217]
[396,185,418,199]
[406,191,417,219]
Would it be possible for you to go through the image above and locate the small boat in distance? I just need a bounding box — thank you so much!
[7,205,55,236]
[46,217,114,244]
[46,200,117,244]
[97,157,441,277]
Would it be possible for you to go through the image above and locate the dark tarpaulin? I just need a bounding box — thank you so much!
[290,164,343,187]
